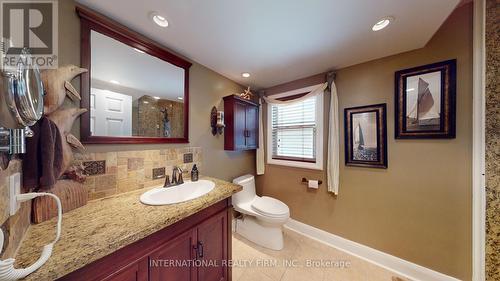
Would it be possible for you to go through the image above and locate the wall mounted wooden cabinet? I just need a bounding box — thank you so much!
[223,95,259,151]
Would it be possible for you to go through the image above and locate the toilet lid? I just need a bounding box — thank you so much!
[251,196,289,217]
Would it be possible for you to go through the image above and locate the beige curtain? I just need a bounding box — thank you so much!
[258,80,339,194]
[327,80,340,195]
[256,98,265,175]
[262,83,327,104]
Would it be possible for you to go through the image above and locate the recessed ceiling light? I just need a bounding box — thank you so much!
[133,48,145,54]
[241,72,251,78]
[372,16,394,31]
[110,80,120,84]
[406,88,415,92]
[153,96,160,100]
[143,101,149,104]
[150,12,169,27]
[177,96,184,100]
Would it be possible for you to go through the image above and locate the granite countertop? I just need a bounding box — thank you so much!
[15,176,242,280]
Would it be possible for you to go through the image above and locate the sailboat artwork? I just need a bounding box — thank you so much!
[354,123,365,150]
[405,72,442,131]
[345,104,387,168]
[395,59,456,139]
[352,111,378,162]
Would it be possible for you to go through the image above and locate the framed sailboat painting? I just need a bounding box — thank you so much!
[344,103,387,169]
[395,59,456,139]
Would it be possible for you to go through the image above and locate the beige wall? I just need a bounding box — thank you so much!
[58,0,255,182]
[257,4,473,280]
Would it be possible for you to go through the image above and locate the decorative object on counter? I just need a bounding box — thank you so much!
[41,65,88,114]
[46,107,87,175]
[0,49,44,168]
[223,95,259,151]
[32,180,87,224]
[191,164,199,181]
[26,64,89,223]
[395,59,456,139]
[210,106,225,135]
[239,86,254,100]
[62,164,87,183]
[344,103,388,169]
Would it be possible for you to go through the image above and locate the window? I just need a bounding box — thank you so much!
[267,86,323,170]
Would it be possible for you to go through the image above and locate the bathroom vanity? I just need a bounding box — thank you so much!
[13,177,241,281]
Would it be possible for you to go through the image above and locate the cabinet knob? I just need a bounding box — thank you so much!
[197,241,204,258]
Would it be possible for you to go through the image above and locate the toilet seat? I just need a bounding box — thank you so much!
[251,196,289,218]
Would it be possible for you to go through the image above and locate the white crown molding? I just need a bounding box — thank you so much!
[284,219,461,281]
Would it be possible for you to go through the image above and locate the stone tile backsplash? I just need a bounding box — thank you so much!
[76,147,202,200]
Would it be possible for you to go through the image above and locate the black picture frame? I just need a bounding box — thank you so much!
[344,103,388,169]
[395,59,456,139]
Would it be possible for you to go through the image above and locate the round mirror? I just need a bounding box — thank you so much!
[14,49,44,126]
[0,48,44,128]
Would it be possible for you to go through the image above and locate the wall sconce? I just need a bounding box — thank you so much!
[211,106,225,135]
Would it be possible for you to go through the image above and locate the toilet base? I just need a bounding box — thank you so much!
[235,216,284,250]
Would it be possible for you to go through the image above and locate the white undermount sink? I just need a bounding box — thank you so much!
[140,180,215,205]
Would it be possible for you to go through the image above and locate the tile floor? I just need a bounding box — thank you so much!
[232,228,410,281]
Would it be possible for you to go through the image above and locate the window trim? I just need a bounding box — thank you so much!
[266,84,324,170]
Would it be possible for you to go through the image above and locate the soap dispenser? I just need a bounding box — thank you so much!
[191,164,199,182]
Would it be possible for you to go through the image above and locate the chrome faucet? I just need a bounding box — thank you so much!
[164,166,184,187]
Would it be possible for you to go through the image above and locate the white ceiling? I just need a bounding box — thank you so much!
[91,31,185,100]
[78,0,460,89]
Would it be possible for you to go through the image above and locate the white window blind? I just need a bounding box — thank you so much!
[271,96,317,162]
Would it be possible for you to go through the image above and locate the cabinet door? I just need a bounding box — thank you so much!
[149,229,197,281]
[245,105,258,149]
[234,101,247,150]
[196,211,228,281]
[102,261,146,281]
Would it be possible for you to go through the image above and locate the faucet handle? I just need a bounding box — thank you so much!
[163,175,171,188]
[177,167,184,184]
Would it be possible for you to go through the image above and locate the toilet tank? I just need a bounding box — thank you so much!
[232,174,256,206]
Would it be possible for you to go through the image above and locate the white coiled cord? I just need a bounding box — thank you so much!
[0,193,62,281]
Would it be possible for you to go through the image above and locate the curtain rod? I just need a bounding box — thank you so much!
[326,71,336,91]
[326,71,336,81]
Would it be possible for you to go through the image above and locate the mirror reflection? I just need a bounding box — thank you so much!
[90,31,185,138]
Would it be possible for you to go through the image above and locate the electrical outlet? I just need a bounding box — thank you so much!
[9,172,20,216]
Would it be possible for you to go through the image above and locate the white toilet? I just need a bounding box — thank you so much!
[232,174,290,250]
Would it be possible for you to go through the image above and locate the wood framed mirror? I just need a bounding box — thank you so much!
[77,5,191,144]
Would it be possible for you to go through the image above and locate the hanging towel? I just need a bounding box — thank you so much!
[23,117,64,191]
[327,80,340,195]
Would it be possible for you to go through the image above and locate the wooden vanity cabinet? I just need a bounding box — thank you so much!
[223,95,259,151]
[60,199,232,281]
